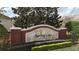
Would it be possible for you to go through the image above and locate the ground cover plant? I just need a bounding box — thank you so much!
[32,41,72,51]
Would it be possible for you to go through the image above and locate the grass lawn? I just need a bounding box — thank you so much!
[53,44,79,51]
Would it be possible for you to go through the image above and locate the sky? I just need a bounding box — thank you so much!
[59,7,79,16]
[1,7,17,18]
[1,7,79,18]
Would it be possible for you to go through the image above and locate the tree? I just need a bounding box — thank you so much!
[12,7,62,28]
[12,7,31,28]
[46,7,62,28]
[65,21,72,32]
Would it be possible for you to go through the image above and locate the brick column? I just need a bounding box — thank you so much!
[10,27,22,45]
[59,28,67,39]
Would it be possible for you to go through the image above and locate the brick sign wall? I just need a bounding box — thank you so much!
[10,25,67,45]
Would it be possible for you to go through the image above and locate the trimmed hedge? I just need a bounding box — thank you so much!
[32,42,72,51]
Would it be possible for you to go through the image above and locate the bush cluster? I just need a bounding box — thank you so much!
[0,24,8,37]
[32,42,72,51]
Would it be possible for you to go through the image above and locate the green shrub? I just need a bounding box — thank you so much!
[32,42,72,51]
[65,21,72,32]
[0,24,8,37]
[70,21,79,38]
[71,32,78,44]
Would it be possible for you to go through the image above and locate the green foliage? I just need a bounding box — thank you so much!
[65,21,72,32]
[70,21,79,38]
[12,7,62,28]
[32,42,72,51]
[46,7,62,28]
[12,7,31,28]
[70,32,78,44]
[65,21,79,43]
[0,24,8,37]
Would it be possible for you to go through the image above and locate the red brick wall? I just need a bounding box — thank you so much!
[10,25,67,45]
[11,28,22,45]
[59,29,67,39]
